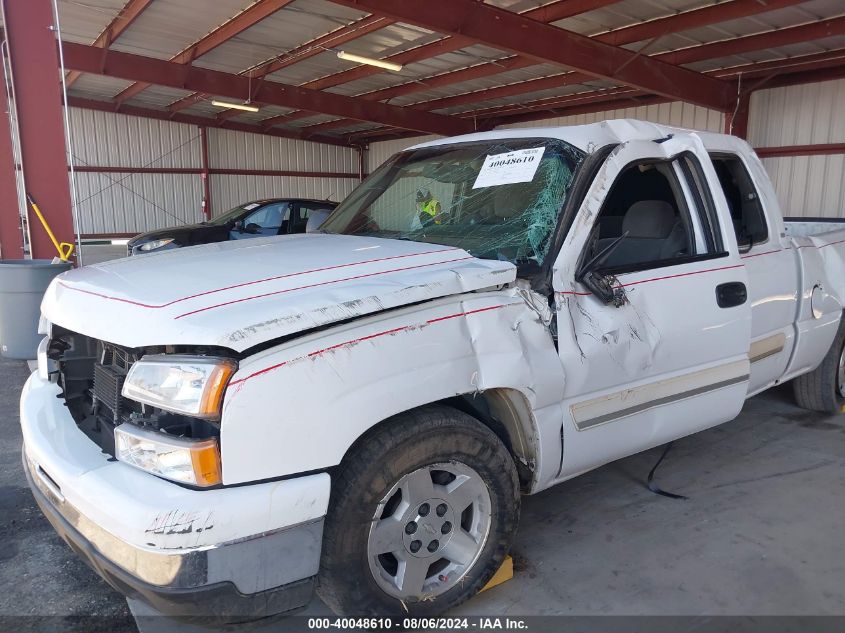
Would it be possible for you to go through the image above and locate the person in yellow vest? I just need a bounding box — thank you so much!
[416,188,445,225]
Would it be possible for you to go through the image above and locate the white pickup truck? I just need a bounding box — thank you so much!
[21,120,845,621]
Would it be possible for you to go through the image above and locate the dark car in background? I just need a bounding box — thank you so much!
[127,198,338,255]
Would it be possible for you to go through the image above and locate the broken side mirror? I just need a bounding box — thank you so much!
[578,269,623,306]
[576,231,630,307]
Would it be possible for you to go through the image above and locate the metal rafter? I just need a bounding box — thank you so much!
[303,0,809,133]
[324,0,734,110]
[479,59,845,129]
[113,0,297,105]
[485,15,845,116]
[345,14,845,140]
[251,0,620,127]
[66,96,354,147]
[305,0,621,91]
[65,0,155,87]
[442,49,845,123]
[349,48,845,141]
[61,43,475,137]
[169,13,393,114]
[661,14,845,66]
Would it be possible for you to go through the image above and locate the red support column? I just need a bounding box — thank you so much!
[199,126,212,220]
[0,54,24,259]
[1,0,76,260]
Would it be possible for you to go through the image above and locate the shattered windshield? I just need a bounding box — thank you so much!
[320,138,585,266]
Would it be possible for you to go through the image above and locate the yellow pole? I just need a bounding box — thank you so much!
[26,194,74,261]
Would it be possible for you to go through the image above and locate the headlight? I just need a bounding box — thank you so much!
[122,355,237,419]
[138,238,174,252]
[115,424,221,486]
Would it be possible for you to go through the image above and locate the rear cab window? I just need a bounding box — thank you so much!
[708,153,769,248]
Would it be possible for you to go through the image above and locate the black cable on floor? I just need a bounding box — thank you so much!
[646,442,689,500]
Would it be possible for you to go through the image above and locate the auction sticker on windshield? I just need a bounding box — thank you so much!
[473,147,545,189]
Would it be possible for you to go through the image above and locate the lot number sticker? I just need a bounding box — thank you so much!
[473,147,546,189]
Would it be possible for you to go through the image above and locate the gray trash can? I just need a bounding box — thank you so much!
[0,259,73,360]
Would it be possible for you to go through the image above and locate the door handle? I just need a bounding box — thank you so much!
[716,282,747,308]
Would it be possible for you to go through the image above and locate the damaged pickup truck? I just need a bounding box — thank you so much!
[21,120,845,620]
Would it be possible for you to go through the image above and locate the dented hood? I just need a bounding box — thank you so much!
[42,233,516,352]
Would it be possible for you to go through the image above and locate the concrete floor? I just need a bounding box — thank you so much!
[1,355,844,630]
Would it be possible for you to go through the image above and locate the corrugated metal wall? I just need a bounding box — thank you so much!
[207,129,359,212]
[67,108,359,234]
[366,135,440,174]
[69,108,204,233]
[749,79,845,218]
[74,173,204,234]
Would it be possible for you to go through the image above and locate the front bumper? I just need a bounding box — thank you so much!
[20,371,330,620]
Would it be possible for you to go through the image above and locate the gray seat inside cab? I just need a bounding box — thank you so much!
[600,200,688,269]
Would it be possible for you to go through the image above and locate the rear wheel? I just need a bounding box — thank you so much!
[317,405,520,616]
[793,314,845,413]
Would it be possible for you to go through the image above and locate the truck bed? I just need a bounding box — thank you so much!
[783,217,845,239]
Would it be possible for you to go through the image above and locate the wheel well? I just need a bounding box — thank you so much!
[336,389,538,492]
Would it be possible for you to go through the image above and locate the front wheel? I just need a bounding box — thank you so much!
[793,314,845,414]
[317,405,520,616]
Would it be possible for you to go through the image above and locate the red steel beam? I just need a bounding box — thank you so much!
[62,44,474,137]
[355,53,845,144]
[715,49,845,80]
[177,14,393,115]
[256,0,619,126]
[326,0,734,110]
[65,0,155,88]
[750,64,845,91]
[407,0,813,113]
[305,0,620,92]
[305,0,807,132]
[0,54,24,258]
[2,0,77,260]
[660,15,845,66]
[67,96,355,147]
[470,48,845,122]
[114,0,296,105]
[480,63,845,129]
[431,19,845,121]
[465,49,845,126]
[756,143,845,158]
[71,165,361,177]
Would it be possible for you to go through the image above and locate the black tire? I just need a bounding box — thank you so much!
[793,314,845,413]
[316,405,520,617]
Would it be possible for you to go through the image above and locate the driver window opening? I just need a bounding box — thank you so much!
[587,161,695,272]
[584,156,726,275]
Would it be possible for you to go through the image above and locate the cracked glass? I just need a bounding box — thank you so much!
[321,138,585,266]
